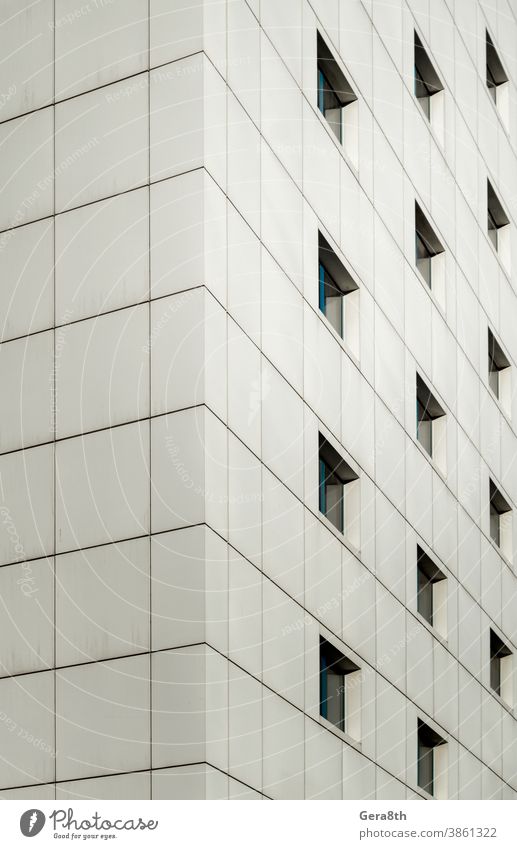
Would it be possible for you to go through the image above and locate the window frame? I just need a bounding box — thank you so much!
[319,637,360,737]
[316,32,358,158]
[318,231,359,348]
[414,32,444,127]
[486,30,509,125]
[417,719,447,798]
[414,202,445,302]
[417,545,447,636]
[487,180,510,271]
[416,374,446,470]
[487,328,510,409]
[489,478,513,561]
[490,628,513,705]
[318,434,360,546]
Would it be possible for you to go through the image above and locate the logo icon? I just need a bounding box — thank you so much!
[20,810,46,837]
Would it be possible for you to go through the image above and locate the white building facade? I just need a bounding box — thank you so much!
[0,0,516,800]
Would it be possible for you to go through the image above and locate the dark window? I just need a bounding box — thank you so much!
[488,329,509,401]
[417,720,446,796]
[417,546,446,629]
[319,456,344,533]
[486,31,508,105]
[416,374,445,459]
[318,434,358,535]
[317,33,357,144]
[319,637,359,733]
[416,395,433,455]
[490,629,511,697]
[318,66,342,142]
[318,232,358,340]
[415,202,444,290]
[319,262,343,337]
[489,479,511,550]
[414,32,443,121]
[487,180,509,253]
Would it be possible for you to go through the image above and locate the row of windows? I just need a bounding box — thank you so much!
[314,27,513,798]
[317,226,514,561]
[319,622,513,798]
[317,28,513,279]
[318,27,510,146]
[319,400,513,557]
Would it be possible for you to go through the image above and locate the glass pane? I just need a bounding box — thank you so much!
[318,263,325,312]
[319,460,344,532]
[490,655,501,695]
[418,740,434,795]
[317,66,342,142]
[319,264,343,337]
[326,669,345,732]
[417,567,434,625]
[416,399,433,456]
[317,69,325,115]
[319,649,328,718]
[319,458,327,515]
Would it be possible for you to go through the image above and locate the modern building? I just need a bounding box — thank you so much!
[0,0,516,801]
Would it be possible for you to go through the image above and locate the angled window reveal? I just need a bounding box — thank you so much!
[416,374,446,472]
[487,180,510,272]
[486,30,509,127]
[417,719,447,798]
[317,32,358,166]
[489,479,513,561]
[319,637,360,739]
[415,202,445,305]
[488,328,511,415]
[490,629,513,705]
[318,232,359,354]
[318,434,360,547]
[417,546,447,638]
[414,32,444,141]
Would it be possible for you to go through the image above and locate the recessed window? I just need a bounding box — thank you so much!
[417,719,447,798]
[416,374,446,472]
[317,32,358,166]
[415,202,445,305]
[488,328,511,414]
[487,180,510,272]
[319,637,360,739]
[414,32,444,140]
[490,629,513,705]
[486,31,509,127]
[417,546,447,638]
[489,479,513,561]
[318,434,360,546]
[318,232,359,354]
